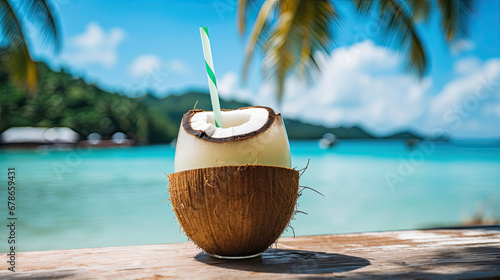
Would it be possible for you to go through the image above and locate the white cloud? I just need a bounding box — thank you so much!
[63,22,125,67]
[128,55,191,78]
[217,72,237,97]
[454,56,481,75]
[215,72,254,103]
[167,59,191,75]
[428,58,500,136]
[261,40,431,135]
[222,40,500,138]
[430,59,500,118]
[450,39,476,55]
[128,55,161,77]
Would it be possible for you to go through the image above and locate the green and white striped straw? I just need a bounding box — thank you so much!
[199,27,223,128]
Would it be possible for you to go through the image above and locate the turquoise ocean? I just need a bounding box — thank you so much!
[1,140,499,252]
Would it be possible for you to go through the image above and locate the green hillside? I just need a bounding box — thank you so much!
[0,62,423,144]
[1,62,178,144]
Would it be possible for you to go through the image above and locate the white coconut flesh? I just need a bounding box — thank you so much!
[174,106,291,172]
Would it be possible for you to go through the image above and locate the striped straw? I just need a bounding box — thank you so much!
[199,27,223,128]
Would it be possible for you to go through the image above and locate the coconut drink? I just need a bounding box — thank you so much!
[167,27,299,259]
[169,106,299,258]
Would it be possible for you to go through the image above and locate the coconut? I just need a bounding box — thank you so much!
[168,165,299,258]
[169,106,298,258]
[174,106,291,172]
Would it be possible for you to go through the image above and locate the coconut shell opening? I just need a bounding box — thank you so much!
[174,106,291,172]
[182,106,277,142]
[168,164,299,257]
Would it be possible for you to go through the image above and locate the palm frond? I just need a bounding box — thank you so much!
[309,1,338,54]
[261,0,338,101]
[438,0,474,42]
[0,0,60,93]
[237,0,260,34]
[352,0,376,14]
[23,0,61,52]
[298,0,339,79]
[0,0,37,93]
[296,10,311,78]
[4,46,37,92]
[240,0,474,103]
[380,0,428,77]
[0,0,26,48]
[261,0,301,100]
[457,0,474,37]
[406,0,432,22]
[353,0,427,76]
[242,0,278,82]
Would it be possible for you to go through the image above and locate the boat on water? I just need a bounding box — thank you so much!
[319,133,337,149]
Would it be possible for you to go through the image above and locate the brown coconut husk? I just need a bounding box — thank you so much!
[168,164,299,257]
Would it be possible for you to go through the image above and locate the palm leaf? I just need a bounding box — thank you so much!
[242,0,277,82]
[23,0,61,52]
[353,0,376,14]
[4,46,37,92]
[241,0,474,103]
[356,0,427,77]
[0,0,26,48]
[457,0,474,37]
[237,0,261,34]
[0,0,37,93]
[261,0,301,100]
[254,0,338,101]
[296,9,311,78]
[298,0,339,79]
[382,0,427,76]
[407,0,432,22]
[0,0,60,93]
[438,0,474,42]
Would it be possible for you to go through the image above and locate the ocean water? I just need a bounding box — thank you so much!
[1,140,499,252]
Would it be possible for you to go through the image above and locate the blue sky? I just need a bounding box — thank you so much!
[29,0,500,138]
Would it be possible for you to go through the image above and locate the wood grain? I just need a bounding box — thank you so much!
[1,226,499,279]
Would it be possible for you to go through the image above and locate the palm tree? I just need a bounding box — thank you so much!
[0,0,60,93]
[238,0,474,101]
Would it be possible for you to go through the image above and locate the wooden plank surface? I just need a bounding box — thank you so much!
[2,227,499,279]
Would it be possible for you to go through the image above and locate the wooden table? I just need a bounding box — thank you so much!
[2,226,499,279]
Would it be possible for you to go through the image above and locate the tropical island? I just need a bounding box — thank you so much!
[0,61,423,145]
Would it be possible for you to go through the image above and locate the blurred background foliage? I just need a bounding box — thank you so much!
[0,61,176,144]
[0,0,60,92]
